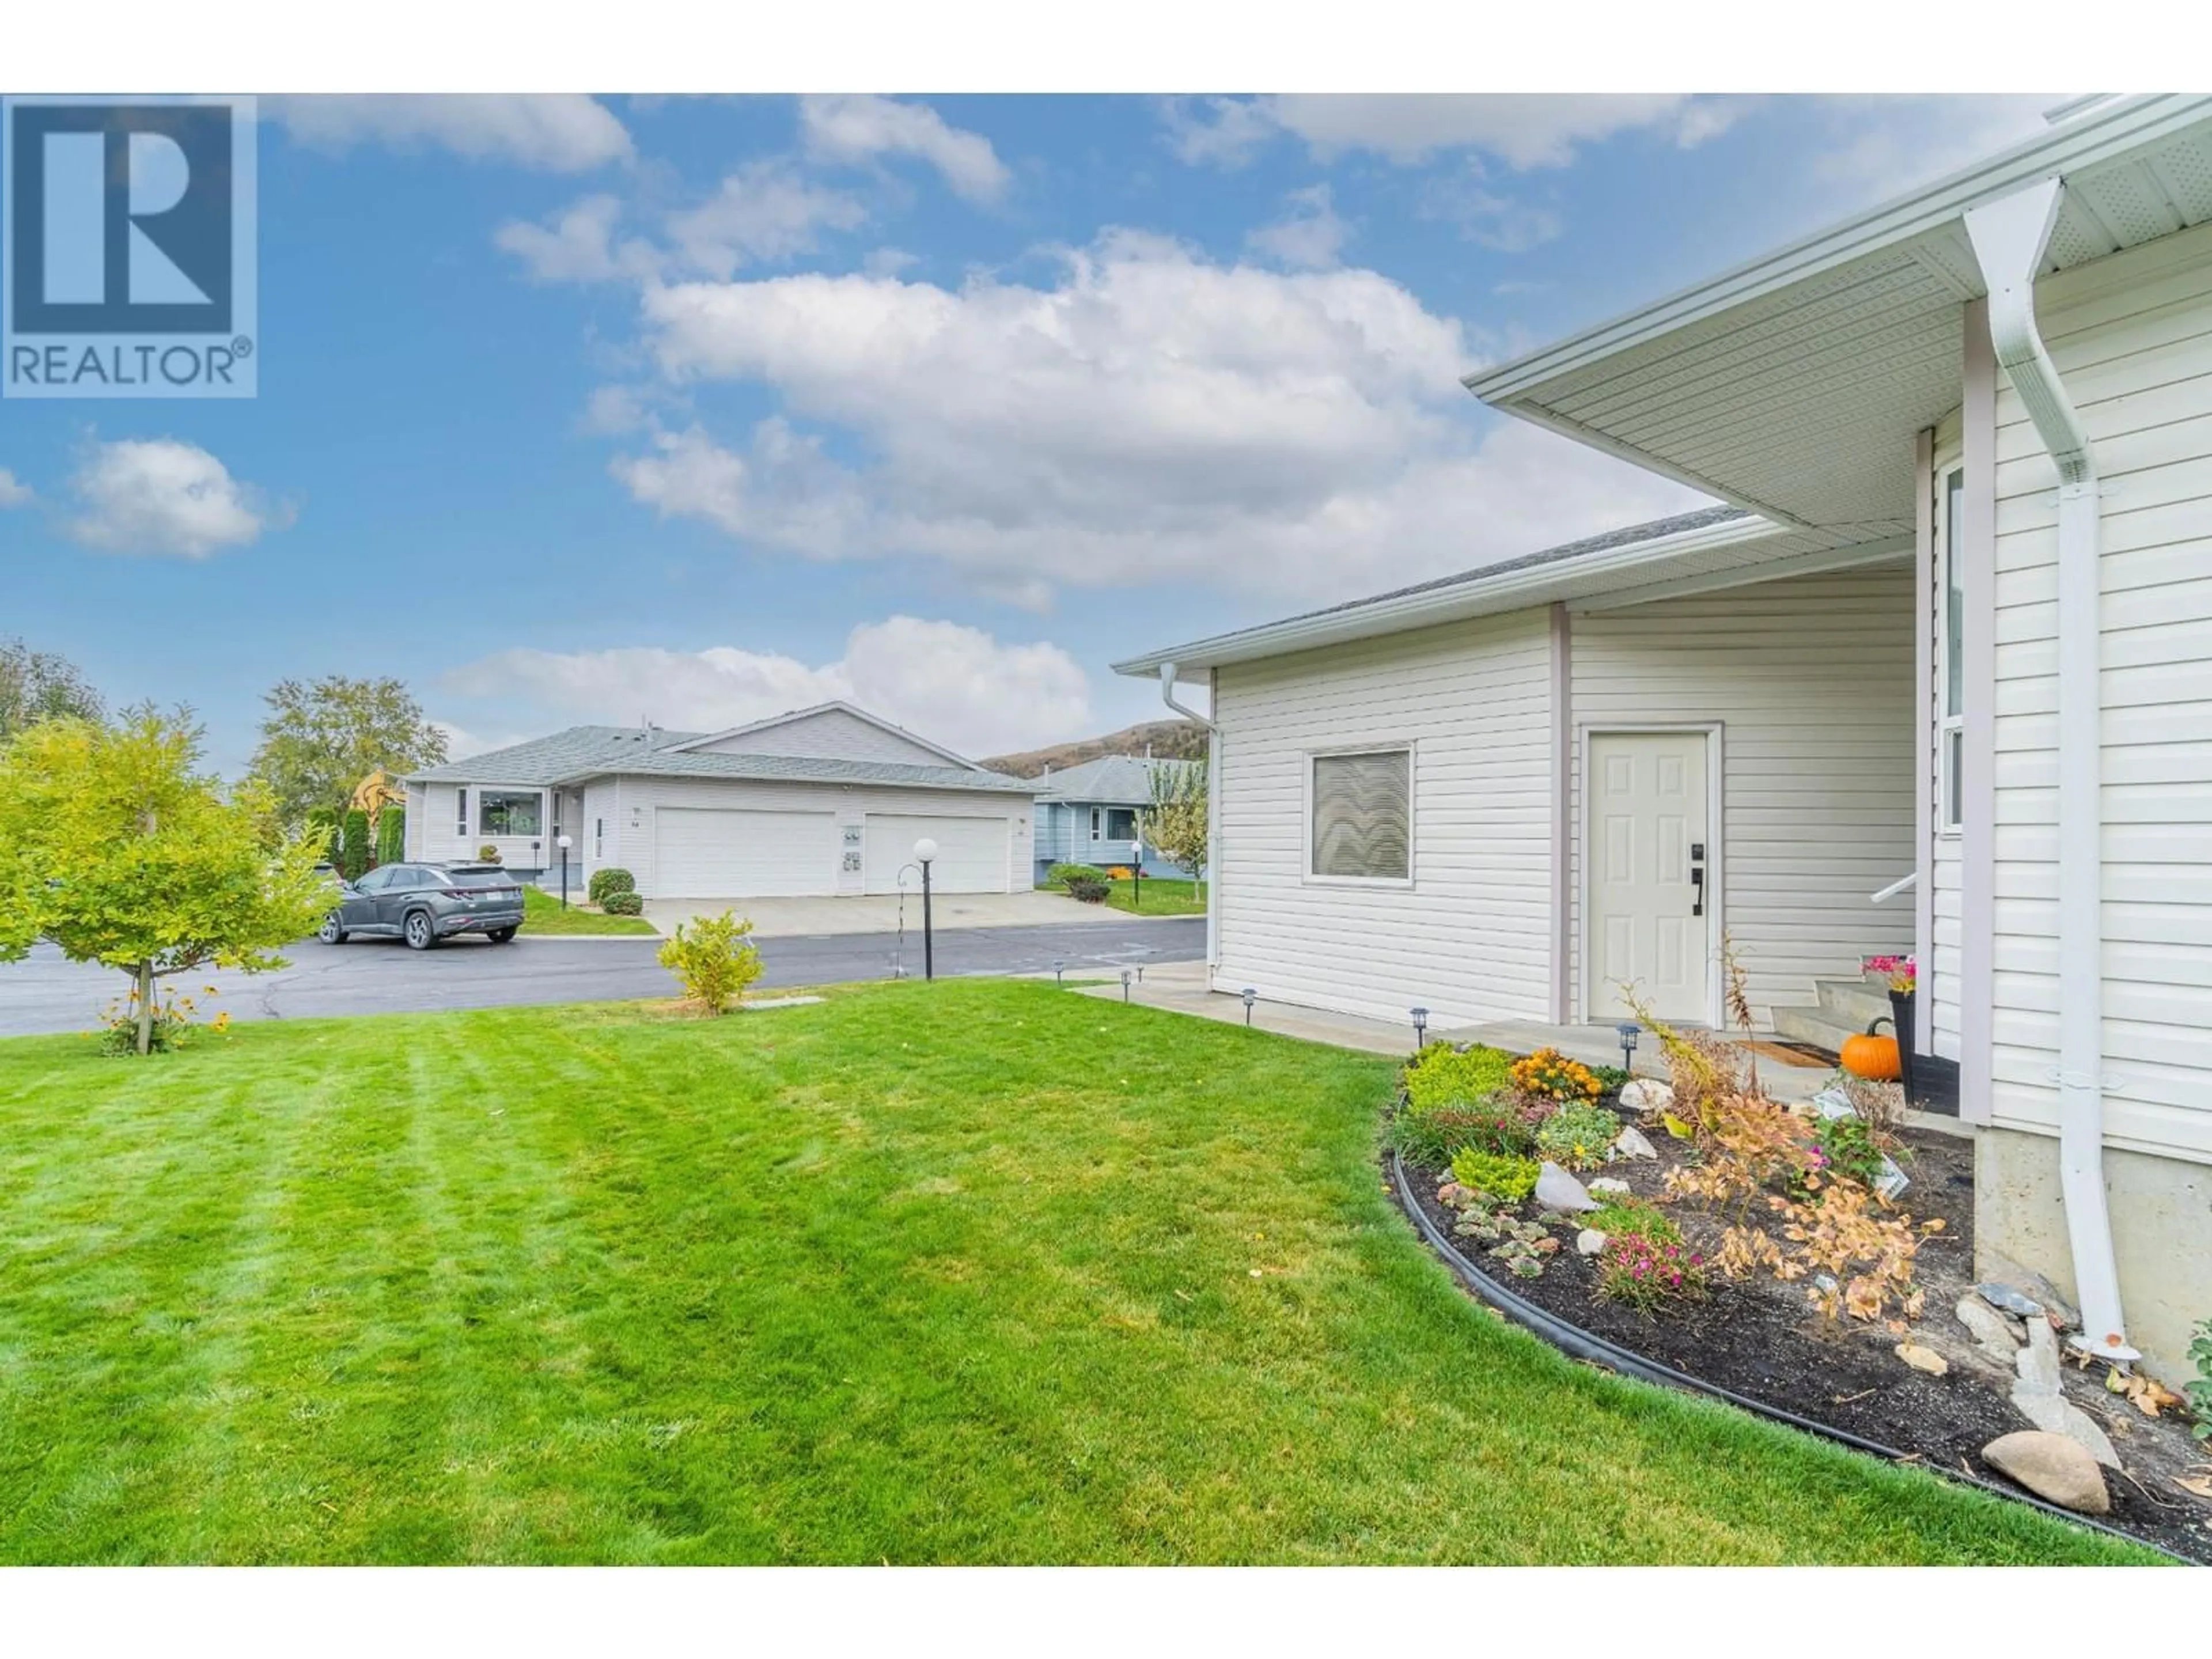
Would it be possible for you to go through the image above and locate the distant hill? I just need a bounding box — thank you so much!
[983,718,1209,779]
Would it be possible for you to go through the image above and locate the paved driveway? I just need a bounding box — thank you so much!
[0,916,1205,1037]
[643,888,1122,938]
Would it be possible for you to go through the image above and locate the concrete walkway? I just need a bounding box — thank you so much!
[647,888,1122,940]
[1074,963,1844,1105]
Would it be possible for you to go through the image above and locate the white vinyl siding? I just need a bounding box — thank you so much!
[683,707,960,768]
[1570,563,1917,1025]
[1986,220,2212,1164]
[1212,609,1554,1028]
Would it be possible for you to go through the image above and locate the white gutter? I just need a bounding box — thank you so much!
[1963,177,2135,1362]
[1158,664,1222,975]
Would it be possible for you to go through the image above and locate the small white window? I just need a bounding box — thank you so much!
[594,817,605,859]
[1309,749,1412,881]
[1937,465,1965,831]
[1089,806,1102,842]
[456,787,468,837]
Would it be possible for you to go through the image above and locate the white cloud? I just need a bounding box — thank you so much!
[799,95,1011,203]
[608,230,1702,606]
[497,164,866,285]
[1419,168,1564,253]
[65,438,284,559]
[442,616,1091,757]
[1167,94,1740,170]
[1245,184,1351,270]
[0,468,31,508]
[266,94,632,172]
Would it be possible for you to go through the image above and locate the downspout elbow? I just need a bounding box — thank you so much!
[1158,662,1218,733]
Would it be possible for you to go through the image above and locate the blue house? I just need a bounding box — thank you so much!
[1029,755,1195,883]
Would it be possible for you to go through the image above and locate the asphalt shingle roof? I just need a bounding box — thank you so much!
[409,725,1035,794]
[1031,754,1193,804]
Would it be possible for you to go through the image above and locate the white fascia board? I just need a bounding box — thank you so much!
[1465,95,2212,410]
[1111,513,1789,678]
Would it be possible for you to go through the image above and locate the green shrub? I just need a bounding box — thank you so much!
[1391,1098,1531,1166]
[1595,1232,1709,1316]
[1048,862,1108,886]
[1404,1042,1514,1112]
[340,808,370,881]
[374,808,404,866]
[1535,1101,1622,1171]
[657,909,762,1013]
[589,867,637,904]
[1590,1064,1633,1094]
[1808,1112,1887,1189]
[601,890,644,916]
[1065,876,1111,902]
[1585,1198,1681,1245]
[2188,1316,2211,1442]
[306,804,342,865]
[1448,1149,1539,1205]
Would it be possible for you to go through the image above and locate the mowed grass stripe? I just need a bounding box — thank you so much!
[0,981,2155,1565]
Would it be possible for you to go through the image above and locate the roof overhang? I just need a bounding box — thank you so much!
[1115,513,1908,679]
[1464,95,2212,533]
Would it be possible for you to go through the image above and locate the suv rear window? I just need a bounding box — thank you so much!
[448,870,517,888]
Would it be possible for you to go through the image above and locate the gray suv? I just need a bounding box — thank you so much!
[319,862,527,950]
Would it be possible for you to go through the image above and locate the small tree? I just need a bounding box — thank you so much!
[1135,759,1209,897]
[0,709,329,1055]
[340,809,371,880]
[1,637,106,740]
[657,910,763,1014]
[248,675,448,828]
[374,806,406,866]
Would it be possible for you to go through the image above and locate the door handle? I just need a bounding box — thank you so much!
[1691,865,1706,916]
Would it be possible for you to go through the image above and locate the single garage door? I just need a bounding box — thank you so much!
[863,813,1010,894]
[653,807,837,897]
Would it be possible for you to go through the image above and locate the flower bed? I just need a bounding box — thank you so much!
[1387,1032,2211,1563]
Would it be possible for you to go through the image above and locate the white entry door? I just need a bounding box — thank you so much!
[863,814,1010,894]
[1587,731,1711,1024]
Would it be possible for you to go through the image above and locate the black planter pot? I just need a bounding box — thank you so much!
[1889,986,1918,1104]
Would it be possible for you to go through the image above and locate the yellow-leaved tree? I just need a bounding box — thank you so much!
[0,709,331,1054]
[657,909,764,1015]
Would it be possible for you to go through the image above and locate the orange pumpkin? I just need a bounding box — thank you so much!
[1840,1023,1902,1081]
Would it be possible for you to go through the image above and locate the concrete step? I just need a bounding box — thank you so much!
[1816,977,1893,1029]
[1770,1004,1858,1056]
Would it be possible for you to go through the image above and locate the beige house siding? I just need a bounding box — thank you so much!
[1211,610,1556,1027]
[1987,221,2212,1165]
[1568,563,1918,1025]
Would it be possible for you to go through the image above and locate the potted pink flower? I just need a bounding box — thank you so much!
[1862,954,1918,1102]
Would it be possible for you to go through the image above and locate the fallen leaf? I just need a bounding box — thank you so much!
[2175,1474,2212,1500]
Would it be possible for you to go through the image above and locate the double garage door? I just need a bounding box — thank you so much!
[652,805,1012,897]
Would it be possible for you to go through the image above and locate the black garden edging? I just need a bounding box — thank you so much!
[1388,1150,2181,1562]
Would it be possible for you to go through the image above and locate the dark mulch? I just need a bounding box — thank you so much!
[1397,1112,2212,1564]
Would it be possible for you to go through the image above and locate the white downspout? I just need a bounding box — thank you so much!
[1963,177,2135,1360]
[1158,664,1221,975]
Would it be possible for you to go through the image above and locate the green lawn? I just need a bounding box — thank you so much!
[1039,876,1207,916]
[0,981,2146,1565]
[521,887,658,935]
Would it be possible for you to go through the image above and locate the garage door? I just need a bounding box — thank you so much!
[863,813,1010,894]
[653,808,837,897]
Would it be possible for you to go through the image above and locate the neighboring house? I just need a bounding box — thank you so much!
[1116,96,2212,1380]
[1028,754,1195,881]
[404,701,1035,898]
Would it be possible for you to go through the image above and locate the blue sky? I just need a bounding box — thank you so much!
[0,92,2059,771]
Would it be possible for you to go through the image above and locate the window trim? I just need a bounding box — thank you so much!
[1936,461,1965,836]
[1302,743,1416,889]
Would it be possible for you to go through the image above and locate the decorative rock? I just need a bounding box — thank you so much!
[1533,1161,1599,1213]
[1978,1282,2045,1320]
[1577,1229,1609,1256]
[1619,1079,1674,1115]
[1895,1342,1949,1377]
[2010,1270,2082,1332]
[1982,1431,2111,1515]
[2011,1317,2121,1468]
[1953,1296,2024,1364]
[1587,1177,1632,1196]
[1813,1274,1839,1294]
[1612,1126,1658,1161]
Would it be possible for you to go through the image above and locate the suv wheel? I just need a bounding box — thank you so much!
[487,927,518,944]
[319,911,347,945]
[403,910,437,951]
